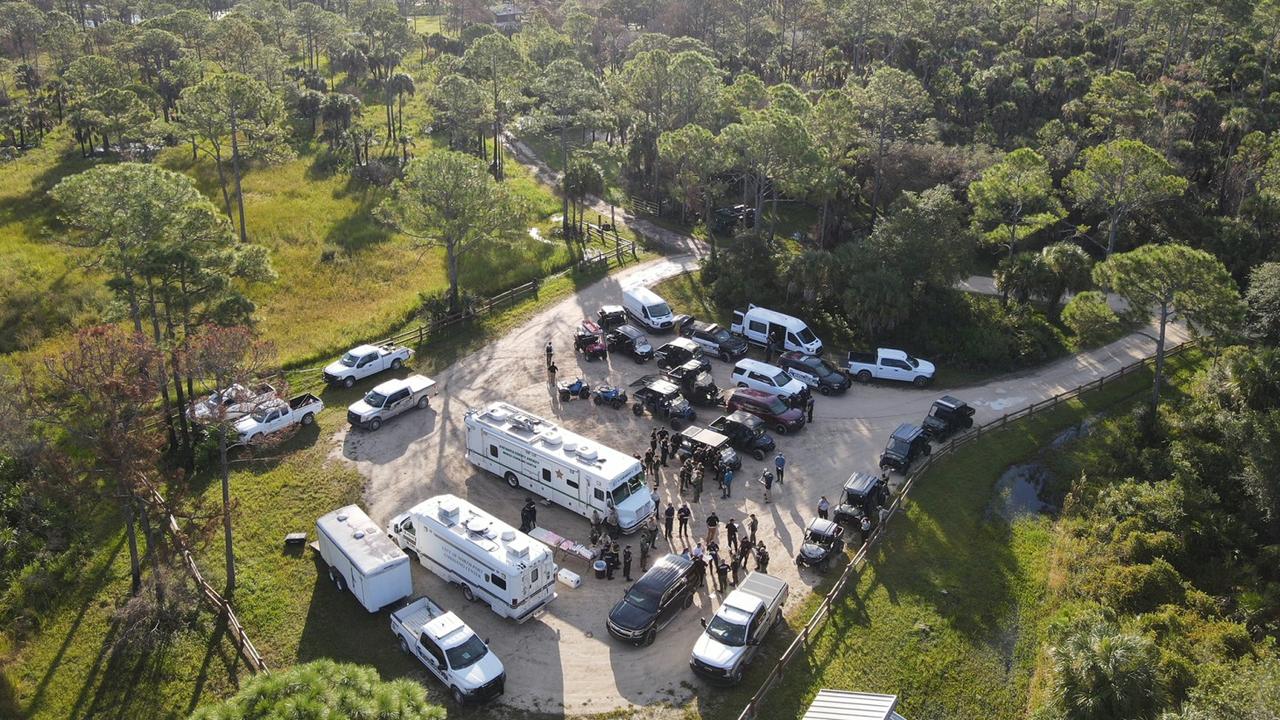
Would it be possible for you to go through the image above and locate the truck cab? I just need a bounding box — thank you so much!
[690,572,788,684]
[391,596,505,705]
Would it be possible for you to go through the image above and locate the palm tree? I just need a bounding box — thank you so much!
[1041,241,1094,314]
[994,251,1051,306]
[385,72,415,142]
[1050,620,1162,720]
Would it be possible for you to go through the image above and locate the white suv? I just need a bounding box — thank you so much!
[730,359,808,401]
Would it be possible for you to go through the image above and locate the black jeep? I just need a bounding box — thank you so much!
[832,472,889,527]
[629,377,697,429]
[921,395,975,441]
[879,423,930,473]
[708,412,776,461]
[663,360,722,406]
[711,204,755,234]
[607,324,655,363]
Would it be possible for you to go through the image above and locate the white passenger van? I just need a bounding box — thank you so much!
[623,286,677,332]
[316,504,413,613]
[730,304,824,355]
[463,402,655,533]
[388,494,557,622]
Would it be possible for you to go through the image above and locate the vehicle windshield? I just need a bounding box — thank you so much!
[763,396,789,414]
[624,587,660,614]
[364,391,387,407]
[610,481,633,506]
[770,371,791,386]
[647,302,671,317]
[712,328,733,342]
[806,530,829,544]
[815,358,839,375]
[928,405,944,418]
[250,407,273,422]
[339,352,359,367]
[705,614,748,647]
[888,438,910,456]
[906,356,920,368]
[797,327,818,344]
[444,635,489,669]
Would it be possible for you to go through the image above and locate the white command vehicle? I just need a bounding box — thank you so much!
[623,286,678,332]
[323,342,414,388]
[388,494,557,622]
[730,304,823,355]
[391,595,506,705]
[845,348,936,387]
[316,505,412,612]
[346,374,437,431]
[690,571,789,684]
[463,402,656,533]
[234,393,323,444]
[730,359,809,401]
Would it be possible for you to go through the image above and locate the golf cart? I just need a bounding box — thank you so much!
[654,337,706,371]
[921,395,975,441]
[677,426,742,472]
[832,472,889,528]
[597,305,628,331]
[795,518,845,572]
[574,320,609,361]
[629,377,697,429]
[607,324,655,363]
[664,360,722,406]
[879,423,930,473]
[708,412,776,461]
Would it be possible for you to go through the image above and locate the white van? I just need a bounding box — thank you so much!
[316,505,413,613]
[730,359,808,401]
[730,304,823,355]
[623,286,677,332]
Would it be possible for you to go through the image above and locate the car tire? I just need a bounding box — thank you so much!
[417,396,429,409]
[752,449,765,461]
[504,472,519,489]
[721,351,731,362]
[343,376,355,388]
[913,376,928,388]
[857,370,872,383]
[774,424,788,436]
[451,686,465,705]
[398,635,410,654]
[462,584,477,602]
[593,395,603,405]
[391,358,403,370]
[248,434,262,445]
[683,592,694,608]
[369,418,382,432]
[632,404,644,416]
[737,382,748,388]
[819,385,832,396]
[612,400,624,410]
[642,627,656,647]
[302,412,315,426]
[730,666,744,683]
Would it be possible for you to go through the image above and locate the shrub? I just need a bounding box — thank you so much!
[1099,558,1186,614]
[1063,290,1121,347]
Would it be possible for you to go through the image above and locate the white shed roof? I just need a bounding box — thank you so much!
[802,690,903,720]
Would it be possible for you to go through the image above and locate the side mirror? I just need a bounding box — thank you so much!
[484,637,491,645]
[699,617,707,629]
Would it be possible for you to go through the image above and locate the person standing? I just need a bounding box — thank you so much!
[755,542,770,573]
[520,498,537,531]
[604,544,617,580]
[659,437,670,467]
[737,539,753,573]
[817,496,830,520]
[645,514,659,550]
[638,538,650,571]
[547,360,557,383]
[606,504,620,538]
[806,394,815,424]
[761,469,774,503]
[707,548,721,591]
[722,466,734,498]
[725,518,739,553]
[691,541,706,588]
[693,471,703,503]
[705,511,720,546]
[677,502,691,539]
[622,545,633,582]
[747,513,759,545]
[717,557,731,591]
[544,340,554,368]
[664,503,675,541]
[643,449,655,479]
[649,429,658,454]
[729,554,741,587]
[650,484,660,513]
[774,452,786,485]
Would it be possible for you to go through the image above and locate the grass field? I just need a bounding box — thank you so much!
[686,349,1206,720]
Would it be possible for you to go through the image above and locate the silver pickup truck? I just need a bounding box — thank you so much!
[390,596,505,705]
[690,571,789,684]
[346,374,437,431]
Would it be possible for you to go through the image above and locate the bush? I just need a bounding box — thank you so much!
[1099,558,1186,614]
[896,289,1066,370]
[1063,290,1121,346]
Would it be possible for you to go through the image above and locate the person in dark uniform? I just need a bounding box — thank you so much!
[806,394,815,423]
[545,340,554,368]
[717,557,731,590]
[725,518,739,552]
[639,539,650,571]
[664,503,675,540]
[622,545,633,581]
[520,498,537,532]
[659,438,669,467]
[747,513,759,545]
[729,554,741,587]
[677,503,691,539]
[754,542,769,573]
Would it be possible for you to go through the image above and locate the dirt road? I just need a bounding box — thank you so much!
[329,253,1188,715]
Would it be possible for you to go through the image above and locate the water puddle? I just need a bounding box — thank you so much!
[987,417,1098,521]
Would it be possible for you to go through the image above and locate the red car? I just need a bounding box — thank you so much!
[725,388,806,435]
[574,320,608,361]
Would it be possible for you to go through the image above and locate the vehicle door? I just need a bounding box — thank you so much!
[357,352,379,375]
[658,578,687,625]
[387,387,411,417]
[881,357,907,379]
[787,361,816,387]
[398,518,419,553]
[262,408,283,433]
[417,632,449,683]
[747,319,768,343]
[785,331,801,352]
[748,371,775,391]
[743,610,764,663]
[731,311,745,335]
[691,330,714,353]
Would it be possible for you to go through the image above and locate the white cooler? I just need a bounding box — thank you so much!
[557,568,582,589]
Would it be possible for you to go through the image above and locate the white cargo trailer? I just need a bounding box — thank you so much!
[388,494,557,623]
[316,505,412,613]
[463,402,655,533]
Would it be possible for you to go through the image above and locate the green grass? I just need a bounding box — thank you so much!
[688,349,1206,720]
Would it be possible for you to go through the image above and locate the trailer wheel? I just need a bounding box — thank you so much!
[301,412,315,426]
[391,358,403,370]
[504,472,519,489]
[462,584,477,602]
[328,566,347,593]
[856,370,872,383]
[343,376,355,388]
[398,635,410,654]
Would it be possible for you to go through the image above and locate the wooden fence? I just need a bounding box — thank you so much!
[733,340,1196,720]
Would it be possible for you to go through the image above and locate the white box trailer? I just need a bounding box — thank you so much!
[463,402,655,533]
[316,505,412,613]
[388,494,558,623]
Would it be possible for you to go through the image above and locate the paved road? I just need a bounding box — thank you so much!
[328,249,1188,715]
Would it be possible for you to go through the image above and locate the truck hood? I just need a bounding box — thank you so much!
[915,359,936,377]
[616,493,655,532]
[347,399,377,417]
[455,651,505,691]
[780,378,807,396]
[233,415,261,435]
[692,633,746,670]
[324,360,350,376]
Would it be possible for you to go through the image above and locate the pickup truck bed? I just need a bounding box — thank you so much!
[290,393,322,411]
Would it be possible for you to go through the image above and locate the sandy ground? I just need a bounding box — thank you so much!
[326,250,1189,716]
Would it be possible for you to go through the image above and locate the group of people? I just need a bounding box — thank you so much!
[678,537,770,593]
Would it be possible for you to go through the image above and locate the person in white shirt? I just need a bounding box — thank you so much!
[817,496,830,520]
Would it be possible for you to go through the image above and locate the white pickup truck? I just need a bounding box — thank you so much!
[234,393,323,444]
[690,571,788,684]
[845,348,936,387]
[346,374,437,431]
[390,596,506,705]
[323,343,414,388]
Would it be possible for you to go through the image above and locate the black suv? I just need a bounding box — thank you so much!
[607,554,697,646]
[708,412,776,461]
[607,324,654,363]
[654,337,707,371]
[629,377,697,429]
[921,395,975,441]
[833,472,889,527]
[681,320,749,362]
[879,423,930,473]
[777,352,851,396]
